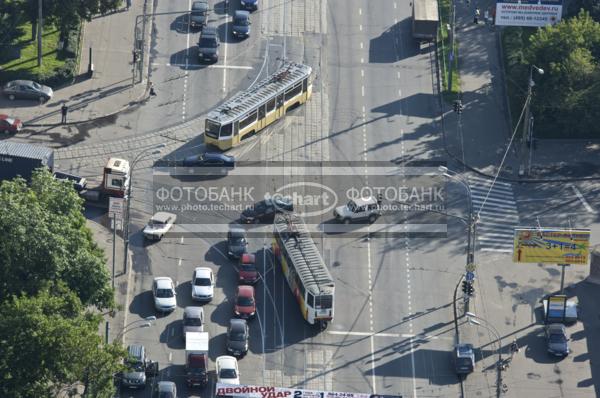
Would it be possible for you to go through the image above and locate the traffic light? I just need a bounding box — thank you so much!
[467,282,475,297]
[462,280,469,294]
[453,100,464,114]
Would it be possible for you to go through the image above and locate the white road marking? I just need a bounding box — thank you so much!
[222,12,229,92]
[328,331,400,338]
[168,352,172,362]
[571,185,594,213]
[361,69,364,77]
[361,57,364,63]
[361,86,365,96]
[180,236,184,244]
[359,24,363,31]
[394,2,397,8]
[182,0,192,121]
[359,8,362,15]
[178,258,182,267]
[154,63,253,70]
[360,42,364,49]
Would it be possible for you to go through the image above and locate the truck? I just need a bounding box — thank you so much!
[186,331,209,388]
[80,157,130,203]
[0,141,54,182]
[412,0,439,41]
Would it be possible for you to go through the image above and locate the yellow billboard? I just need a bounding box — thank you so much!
[513,228,591,264]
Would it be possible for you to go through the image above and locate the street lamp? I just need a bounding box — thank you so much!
[522,65,544,176]
[123,143,167,274]
[115,316,157,342]
[466,312,504,395]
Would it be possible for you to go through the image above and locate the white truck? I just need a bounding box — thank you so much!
[186,331,209,388]
[412,0,439,41]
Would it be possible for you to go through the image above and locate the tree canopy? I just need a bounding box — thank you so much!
[526,11,600,137]
[0,286,124,397]
[0,169,114,309]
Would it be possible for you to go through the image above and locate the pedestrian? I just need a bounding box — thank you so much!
[491,8,496,25]
[484,9,490,25]
[474,8,480,24]
[510,339,520,354]
[149,82,157,97]
[126,0,131,10]
[61,102,69,124]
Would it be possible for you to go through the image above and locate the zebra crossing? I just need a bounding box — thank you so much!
[469,176,520,253]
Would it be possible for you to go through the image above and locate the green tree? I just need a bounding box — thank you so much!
[526,10,600,137]
[0,286,125,397]
[0,169,114,309]
[568,0,600,21]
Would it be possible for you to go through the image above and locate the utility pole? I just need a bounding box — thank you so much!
[37,0,42,67]
[522,65,544,175]
[448,1,456,93]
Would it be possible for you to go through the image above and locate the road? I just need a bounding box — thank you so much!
[46,0,600,397]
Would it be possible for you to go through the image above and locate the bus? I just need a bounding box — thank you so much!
[204,62,313,150]
[272,213,334,329]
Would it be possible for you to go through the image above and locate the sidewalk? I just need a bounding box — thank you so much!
[0,1,150,128]
[442,0,600,181]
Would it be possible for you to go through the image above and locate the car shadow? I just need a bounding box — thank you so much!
[128,290,158,320]
[169,47,207,70]
[161,318,185,349]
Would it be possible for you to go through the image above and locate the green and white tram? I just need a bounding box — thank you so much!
[204,62,313,150]
[272,213,334,329]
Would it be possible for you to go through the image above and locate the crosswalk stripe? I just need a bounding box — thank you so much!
[471,193,516,205]
[468,175,512,188]
[473,201,519,211]
[481,247,513,253]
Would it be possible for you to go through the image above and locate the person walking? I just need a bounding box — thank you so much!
[149,82,157,97]
[126,0,132,10]
[474,8,480,24]
[61,102,69,124]
[484,9,490,25]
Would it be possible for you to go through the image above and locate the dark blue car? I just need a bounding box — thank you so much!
[240,0,258,11]
[182,152,235,177]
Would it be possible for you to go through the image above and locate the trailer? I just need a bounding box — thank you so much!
[186,331,209,388]
[412,0,439,41]
[0,141,54,182]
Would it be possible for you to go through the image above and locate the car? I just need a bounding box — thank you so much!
[453,343,475,375]
[238,253,259,284]
[157,381,177,398]
[234,285,256,319]
[121,344,158,389]
[153,277,177,313]
[240,196,293,224]
[542,298,578,324]
[190,0,209,28]
[3,80,53,102]
[143,212,177,240]
[545,323,569,357]
[198,26,219,63]
[227,227,248,259]
[191,267,215,302]
[0,114,23,134]
[240,0,258,10]
[216,355,240,385]
[333,196,381,224]
[182,152,235,172]
[52,171,87,192]
[232,10,251,38]
[183,306,204,338]
[227,318,249,357]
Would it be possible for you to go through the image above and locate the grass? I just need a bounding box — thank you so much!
[0,21,69,83]
[438,0,460,102]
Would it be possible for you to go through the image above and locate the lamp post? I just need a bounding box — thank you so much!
[466,312,504,396]
[123,144,167,274]
[115,316,157,343]
[522,65,544,176]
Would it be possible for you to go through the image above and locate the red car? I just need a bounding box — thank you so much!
[0,114,22,134]
[238,253,259,284]
[234,285,256,319]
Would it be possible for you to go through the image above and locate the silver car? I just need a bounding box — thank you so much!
[3,80,53,102]
[183,306,204,339]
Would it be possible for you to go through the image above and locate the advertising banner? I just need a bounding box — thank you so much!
[547,295,567,320]
[495,0,563,27]
[513,228,591,264]
[215,384,402,398]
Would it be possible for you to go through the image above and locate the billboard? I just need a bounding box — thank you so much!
[495,0,563,27]
[215,384,402,398]
[513,228,591,264]
[547,295,567,320]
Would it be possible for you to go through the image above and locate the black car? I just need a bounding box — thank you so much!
[241,196,293,224]
[226,318,249,357]
[198,26,219,63]
[190,0,209,28]
[545,323,569,357]
[232,10,251,38]
[183,152,235,168]
[240,0,258,10]
[453,343,475,375]
[227,227,248,259]
[53,171,87,192]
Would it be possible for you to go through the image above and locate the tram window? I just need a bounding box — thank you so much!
[285,83,303,101]
[220,123,232,137]
[307,293,314,307]
[233,121,239,136]
[239,110,257,129]
[302,78,308,92]
[267,98,276,112]
[276,94,284,108]
[258,104,266,120]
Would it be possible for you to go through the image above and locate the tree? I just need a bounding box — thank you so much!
[0,169,114,309]
[567,0,600,21]
[0,286,125,397]
[526,11,600,137]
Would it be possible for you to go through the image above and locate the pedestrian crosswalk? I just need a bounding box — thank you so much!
[469,176,520,253]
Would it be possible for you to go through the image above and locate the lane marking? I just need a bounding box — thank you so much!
[222,12,229,93]
[361,57,364,63]
[361,86,365,97]
[178,258,182,267]
[360,42,363,49]
[168,352,172,362]
[359,8,362,15]
[153,63,253,70]
[571,185,594,213]
[361,69,364,78]
[359,24,363,31]
[182,0,192,121]
[394,2,397,8]
[328,331,400,338]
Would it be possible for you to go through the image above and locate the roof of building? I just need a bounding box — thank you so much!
[0,141,53,162]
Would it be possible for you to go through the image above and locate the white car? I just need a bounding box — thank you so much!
[143,212,177,240]
[153,277,177,313]
[191,267,215,302]
[216,356,240,385]
[333,196,381,224]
